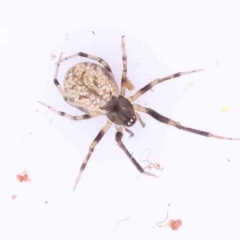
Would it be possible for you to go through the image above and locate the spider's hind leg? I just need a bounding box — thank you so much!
[52,53,72,103]
[38,101,97,121]
[41,53,76,108]
[59,52,112,73]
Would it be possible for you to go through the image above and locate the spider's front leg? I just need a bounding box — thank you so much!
[115,125,158,177]
[128,69,203,102]
[120,36,134,96]
[133,104,240,141]
[120,37,145,129]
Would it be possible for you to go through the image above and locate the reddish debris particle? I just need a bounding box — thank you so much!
[12,195,17,200]
[168,219,182,231]
[157,219,182,231]
[16,171,31,183]
[156,204,182,231]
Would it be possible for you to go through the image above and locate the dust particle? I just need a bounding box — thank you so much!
[12,195,17,200]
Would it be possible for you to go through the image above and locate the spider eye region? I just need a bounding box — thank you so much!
[105,96,136,126]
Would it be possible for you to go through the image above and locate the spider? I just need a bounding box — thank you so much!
[39,36,240,190]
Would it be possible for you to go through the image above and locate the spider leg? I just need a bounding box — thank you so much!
[115,125,144,172]
[53,53,72,103]
[115,125,159,177]
[120,36,134,96]
[135,112,146,128]
[133,104,240,141]
[38,101,99,120]
[59,52,112,73]
[73,120,112,190]
[128,69,203,102]
[123,127,134,137]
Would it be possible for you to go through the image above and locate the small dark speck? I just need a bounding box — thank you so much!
[45,201,48,204]
[29,132,32,135]
[36,109,38,112]
[227,158,230,162]
[92,31,95,35]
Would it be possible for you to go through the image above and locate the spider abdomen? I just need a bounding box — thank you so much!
[64,62,119,115]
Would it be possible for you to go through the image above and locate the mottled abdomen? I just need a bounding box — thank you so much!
[63,62,119,115]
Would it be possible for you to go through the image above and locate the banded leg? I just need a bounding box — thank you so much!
[128,69,203,102]
[53,53,70,102]
[120,36,134,96]
[133,104,240,141]
[115,125,158,177]
[73,120,112,190]
[38,101,98,120]
[59,52,112,73]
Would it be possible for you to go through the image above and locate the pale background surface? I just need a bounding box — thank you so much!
[1,0,240,239]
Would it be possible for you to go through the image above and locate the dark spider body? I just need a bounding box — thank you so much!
[103,96,137,127]
[39,36,240,190]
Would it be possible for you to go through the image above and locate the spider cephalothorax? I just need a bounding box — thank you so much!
[39,36,240,190]
[103,96,136,127]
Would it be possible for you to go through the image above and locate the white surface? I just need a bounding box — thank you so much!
[1,0,240,239]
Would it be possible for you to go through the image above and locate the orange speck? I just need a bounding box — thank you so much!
[123,78,135,90]
[168,219,182,231]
